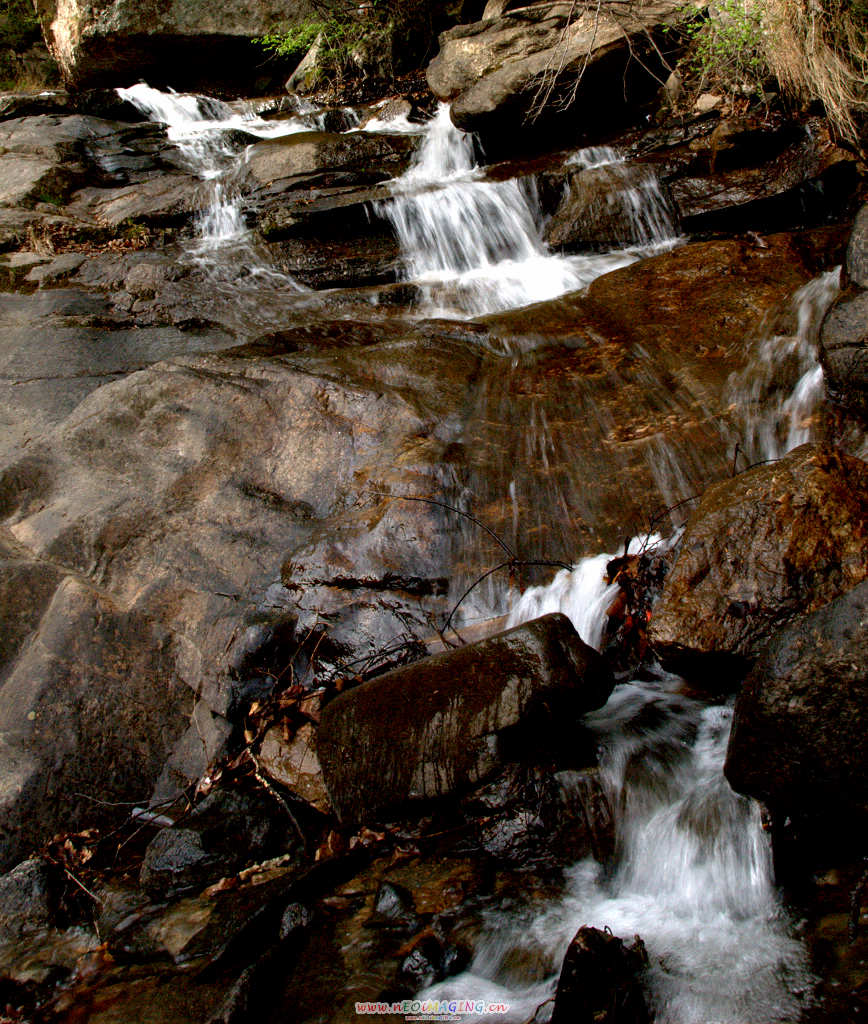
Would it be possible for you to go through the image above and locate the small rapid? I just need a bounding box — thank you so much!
[729,267,841,463]
[118,84,310,245]
[378,106,679,317]
[423,545,812,1023]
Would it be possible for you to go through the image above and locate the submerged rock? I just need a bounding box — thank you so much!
[317,613,613,825]
[552,926,650,1024]
[725,581,868,853]
[649,445,868,681]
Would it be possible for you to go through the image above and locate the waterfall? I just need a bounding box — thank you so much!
[117,83,311,252]
[417,541,815,1022]
[568,144,680,250]
[729,267,840,463]
[378,106,666,317]
[421,683,811,1024]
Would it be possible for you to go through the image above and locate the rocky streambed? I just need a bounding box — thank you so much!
[0,45,867,1024]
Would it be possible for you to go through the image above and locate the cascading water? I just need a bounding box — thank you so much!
[378,107,679,317]
[728,267,841,462]
[117,83,311,260]
[506,535,669,650]
[423,546,813,1024]
[567,144,680,250]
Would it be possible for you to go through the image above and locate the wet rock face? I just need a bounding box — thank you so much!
[820,204,868,418]
[552,926,650,1024]
[725,581,868,851]
[426,0,682,150]
[649,445,868,681]
[317,613,613,825]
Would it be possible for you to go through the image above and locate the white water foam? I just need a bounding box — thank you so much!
[729,267,841,463]
[506,535,669,650]
[117,83,311,251]
[377,106,679,318]
[421,682,812,1024]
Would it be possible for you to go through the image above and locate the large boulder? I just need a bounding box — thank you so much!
[317,613,613,825]
[426,0,683,150]
[649,445,868,680]
[33,0,311,91]
[725,581,868,854]
[820,203,868,418]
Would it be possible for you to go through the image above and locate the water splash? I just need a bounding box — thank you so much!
[117,83,310,251]
[422,682,812,1023]
[505,535,667,650]
[729,267,840,462]
[377,106,652,317]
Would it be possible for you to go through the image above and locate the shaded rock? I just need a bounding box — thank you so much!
[139,829,214,895]
[426,0,683,151]
[649,445,868,680]
[820,204,868,418]
[269,234,399,290]
[0,573,189,871]
[24,251,86,287]
[317,613,613,825]
[844,202,868,289]
[68,172,204,229]
[247,131,417,190]
[35,0,311,91]
[285,31,324,95]
[368,882,420,931]
[551,926,650,1024]
[0,858,58,940]
[279,902,313,941]
[140,789,291,895]
[0,250,50,289]
[465,765,615,866]
[259,724,330,814]
[670,130,859,237]
[725,581,868,853]
[819,288,868,417]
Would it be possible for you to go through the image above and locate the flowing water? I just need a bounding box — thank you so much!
[728,268,841,463]
[378,106,680,317]
[111,88,821,1021]
[423,549,813,1023]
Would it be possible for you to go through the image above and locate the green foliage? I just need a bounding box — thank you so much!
[0,0,39,51]
[679,0,769,96]
[254,0,433,92]
[254,20,325,61]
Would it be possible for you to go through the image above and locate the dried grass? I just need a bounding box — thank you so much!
[763,0,868,144]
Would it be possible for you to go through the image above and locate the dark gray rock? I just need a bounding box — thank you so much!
[139,828,214,894]
[649,445,868,681]
[845,202,868,289]
[317,613,614,825]
[552,926,649,1024]
[0,858,58,939]
[820,204,868,418]
[725,581,868,849]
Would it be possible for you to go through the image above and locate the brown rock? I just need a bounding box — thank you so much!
[317,613,613,825]
[725,580,868,855]
[649,444,868,679]
[259,724,330,813]
[552,926,650,1024]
